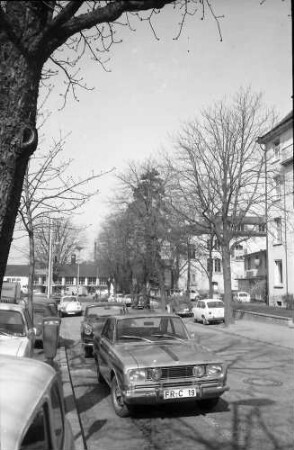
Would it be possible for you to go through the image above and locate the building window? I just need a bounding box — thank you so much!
[66,277,74,285]
[79,277,85,285]
[274,217,282,244]
[274,139,280,160]
[88,277,96,285]
[214,258,221,273]
[259,223,266,233]
[274,260,283,285]
[274,176,282,200]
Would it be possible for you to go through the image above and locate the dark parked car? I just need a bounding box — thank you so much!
[168,298,193,317]
[33,300,59,345]
[80,303,127,357]
[93,312,229,417]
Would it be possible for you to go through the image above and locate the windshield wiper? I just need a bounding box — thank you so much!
[151,333,185,342]
[119,334,152,342]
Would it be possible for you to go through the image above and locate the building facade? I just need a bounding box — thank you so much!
[4,263,109,295]
[258,111,294,306]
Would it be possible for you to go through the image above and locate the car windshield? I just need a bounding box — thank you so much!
[207,301,224,308]
[33,304,57,316]
[63,297,77,303]
[0,310,25,336]
[86,306,123,318]
[116,316,189,342]
[239,293,248,297]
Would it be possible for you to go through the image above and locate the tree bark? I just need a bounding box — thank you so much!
[0,39,40,294]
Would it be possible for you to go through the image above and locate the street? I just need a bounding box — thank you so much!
[60,308,294,450]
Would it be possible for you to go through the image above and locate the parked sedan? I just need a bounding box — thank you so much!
[0,303,35,357]
[169,299,193,317]
[81,303,127,357]
[234,291,251,303]
[192,299,225,325]
[58,296,82,317]
[93,313,229,417]
[0,355,75,450]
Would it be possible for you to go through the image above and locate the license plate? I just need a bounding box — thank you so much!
[163,388,197,399]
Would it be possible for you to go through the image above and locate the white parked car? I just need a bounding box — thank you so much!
[234,291,251,303]
[192,299,225,325]
[58,296,82,317]
[0,303,36,357]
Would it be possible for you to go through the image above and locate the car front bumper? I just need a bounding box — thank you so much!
[122,381,229,405]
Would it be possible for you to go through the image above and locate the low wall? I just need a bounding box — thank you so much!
[233,309,293,327]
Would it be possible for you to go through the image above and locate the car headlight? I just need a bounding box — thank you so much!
[206,364,223,376]
[83,324,93,335]
[127,369,146,383]
[193,365,206,378]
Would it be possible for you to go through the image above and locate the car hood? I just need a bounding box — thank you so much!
[115,340,220,367]
[0,336,28,357]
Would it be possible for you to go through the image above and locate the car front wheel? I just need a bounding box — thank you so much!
[202,316,209,325]
[111,377,130,417]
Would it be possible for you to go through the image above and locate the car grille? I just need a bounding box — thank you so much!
[147,366,194,380]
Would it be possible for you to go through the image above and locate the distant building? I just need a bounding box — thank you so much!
[4,263,109,295]
[258,111,294,306]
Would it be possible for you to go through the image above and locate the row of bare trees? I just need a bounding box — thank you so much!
[16,135,106,315]
[96,88,275,325]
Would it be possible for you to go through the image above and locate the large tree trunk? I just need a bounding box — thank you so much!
[222,239,234,326]
[0,40,40,293]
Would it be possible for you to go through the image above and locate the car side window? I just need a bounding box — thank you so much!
[51,381,64,450]
[20,403,50,450]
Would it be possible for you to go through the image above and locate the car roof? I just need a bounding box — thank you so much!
[115,312,177,319]
[0,302,26,312]
[0,355,56,449]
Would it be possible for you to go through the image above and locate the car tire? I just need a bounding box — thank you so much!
[95,356,104,384]
[202,316,209,325]
[198,397,219,411]
[111,377,130,418]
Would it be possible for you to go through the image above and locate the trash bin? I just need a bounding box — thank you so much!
[42,316,61,361]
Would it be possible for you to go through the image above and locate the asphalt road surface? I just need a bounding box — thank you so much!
[61,310,294,450]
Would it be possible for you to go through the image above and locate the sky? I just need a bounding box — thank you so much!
[9,0,292,264]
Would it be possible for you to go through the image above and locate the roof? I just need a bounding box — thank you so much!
[0,355,55,450]
[4,265,30,277]
[257,111,293,144]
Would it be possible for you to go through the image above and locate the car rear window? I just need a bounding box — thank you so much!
[207,301,224,308]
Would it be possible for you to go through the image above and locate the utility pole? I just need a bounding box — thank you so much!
[47,219,53,299]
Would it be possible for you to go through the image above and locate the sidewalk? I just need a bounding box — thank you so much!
[55,345,85,450]
[208,318,294,350]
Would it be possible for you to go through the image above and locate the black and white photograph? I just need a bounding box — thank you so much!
[0,1,293,449]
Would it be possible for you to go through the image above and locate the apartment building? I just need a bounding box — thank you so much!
[258,111,293,306]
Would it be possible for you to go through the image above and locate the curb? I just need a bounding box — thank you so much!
[56,345,85,450]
